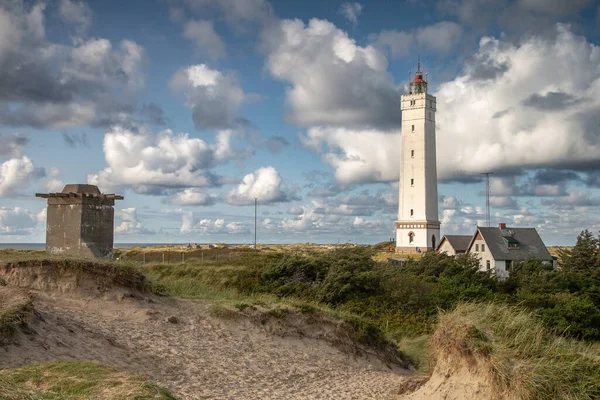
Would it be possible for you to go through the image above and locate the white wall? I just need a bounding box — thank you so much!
[438,239,456,255]
[470,237,511,279]
[495,261,509,280]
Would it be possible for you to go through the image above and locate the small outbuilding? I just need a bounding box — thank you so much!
[36,184,123,259]
[437,235,472,255]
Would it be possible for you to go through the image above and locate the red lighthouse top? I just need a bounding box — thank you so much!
[410,58,427,94]
[412,60,426,84]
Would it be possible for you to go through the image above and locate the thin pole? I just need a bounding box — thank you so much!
[481,172,493,227]
[254,197,257,250]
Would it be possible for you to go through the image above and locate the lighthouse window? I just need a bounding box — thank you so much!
[408,232,415,244]
[411,150,414,158]
[410,178,414,187]
[411,125,415,132]
[410,209,414,217]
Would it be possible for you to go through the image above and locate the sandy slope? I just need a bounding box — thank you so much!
[0,273,415,399]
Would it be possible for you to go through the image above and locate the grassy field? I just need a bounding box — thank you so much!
[0,360,177,399]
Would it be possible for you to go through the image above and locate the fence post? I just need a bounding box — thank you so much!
[143,253,146,264]
[162,253,165,263]
[201,251,203,263]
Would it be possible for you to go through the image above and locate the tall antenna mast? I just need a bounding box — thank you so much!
[481,172,493,227]
[254,197,257,250]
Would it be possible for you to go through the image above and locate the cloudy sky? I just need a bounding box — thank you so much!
[1,0,600,245]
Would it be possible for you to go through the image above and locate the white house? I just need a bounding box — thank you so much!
[466,223,555,279]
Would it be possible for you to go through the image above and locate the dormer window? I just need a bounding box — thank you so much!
[503,237,519,249]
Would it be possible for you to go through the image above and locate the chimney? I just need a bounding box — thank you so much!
[498,223,506,229]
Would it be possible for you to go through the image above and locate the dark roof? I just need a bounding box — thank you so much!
[476,227,552,261]
[35,184,123,200]
[61,184,101,194]
[439,235,471,252]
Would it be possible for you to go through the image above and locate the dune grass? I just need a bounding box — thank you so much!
[434,303,600,400]
[0,360,178,399]
[0,287,32,344]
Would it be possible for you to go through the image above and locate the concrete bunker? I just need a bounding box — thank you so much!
[36,184,123,259]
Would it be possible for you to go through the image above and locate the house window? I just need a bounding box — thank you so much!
[411,150,414,158]
[476,244,479,251]
[410,178,414,187]
[486,260,490,270]
[410,209,414,217]
[506,261,512,271]
[408,232,415,244]
[482,244,485,252]
[411,125,415,132]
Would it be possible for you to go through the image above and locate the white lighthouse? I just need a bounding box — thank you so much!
[396,63,440,252]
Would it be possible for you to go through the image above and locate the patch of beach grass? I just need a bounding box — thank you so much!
[0,360,178,399]
[433,302,600,399]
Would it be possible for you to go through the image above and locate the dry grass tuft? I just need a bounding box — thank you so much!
[432,303,600,400]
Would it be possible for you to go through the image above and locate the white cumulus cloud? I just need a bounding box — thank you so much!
[0,156,43,197]
[170,64,248,130]
[0,1,146,129]
[300,127,399,184]
[115,208,153,235]
[88,127,241,194]
[226,166,296,205]
[436,24,600,180]
[263,18,399,129]
[163,188,218,206]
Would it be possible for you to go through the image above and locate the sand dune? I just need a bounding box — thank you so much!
[0,260,419,399]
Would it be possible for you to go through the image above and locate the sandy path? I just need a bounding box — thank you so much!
[1,291,412,399]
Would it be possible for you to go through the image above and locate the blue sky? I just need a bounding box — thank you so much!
[1,0,600,245]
